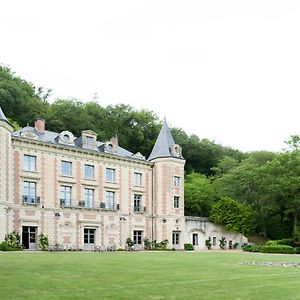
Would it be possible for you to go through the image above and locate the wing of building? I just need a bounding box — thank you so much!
[0,109,246,250]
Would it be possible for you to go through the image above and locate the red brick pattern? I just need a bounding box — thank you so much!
[162,164,168,215]
[83,214,96,220]
[98,165,103,203]
[13,151,20,205]
[63,235,71,244]
[53,157,59,207]
[76,161,81,202]
[41,154,46,231]
[5,133,9,201]
[13,209,20,232]
[76,213,80,247]
[25,210,36,216]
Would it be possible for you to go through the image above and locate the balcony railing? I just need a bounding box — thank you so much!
[23,195,40,205]
[133,206,146,213]
[60,199,71,207]
[78,200,94,209]
[100,202,119,211]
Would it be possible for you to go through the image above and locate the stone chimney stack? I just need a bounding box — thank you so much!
[35,119,45,133]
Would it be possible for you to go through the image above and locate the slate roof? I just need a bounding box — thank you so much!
[148,119,178,161]
[0,106,8,122]
[12,126,139,161]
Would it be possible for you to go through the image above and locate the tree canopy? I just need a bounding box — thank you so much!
[3,65,300,239]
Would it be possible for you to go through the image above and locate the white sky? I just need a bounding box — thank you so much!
[1,0,300,152]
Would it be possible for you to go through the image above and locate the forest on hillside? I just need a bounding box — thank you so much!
[1,65,300,240]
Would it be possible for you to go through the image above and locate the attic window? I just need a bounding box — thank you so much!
[86,136,94,148]
[58,131,75,146]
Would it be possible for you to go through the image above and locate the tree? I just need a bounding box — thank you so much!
[184,172,215,216]
[210,197,254,235]
[213,151,275,236]
[0,65,49,126]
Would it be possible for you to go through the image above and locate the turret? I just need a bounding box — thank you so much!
[148,119,185,249]
[0,106,13,241]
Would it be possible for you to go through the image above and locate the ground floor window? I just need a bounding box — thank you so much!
[133,230,143,245]
[192,233,198,245]
[172,231,180,246]
[84,228,95,245]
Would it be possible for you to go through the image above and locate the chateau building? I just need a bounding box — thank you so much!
[0,106,245,250]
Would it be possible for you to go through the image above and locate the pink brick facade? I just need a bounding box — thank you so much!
[0,117,186,250]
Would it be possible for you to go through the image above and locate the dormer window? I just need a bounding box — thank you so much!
[81,130,97,150]
[86,136,94,148]
[58,131,75,146]
[170,144,182,158]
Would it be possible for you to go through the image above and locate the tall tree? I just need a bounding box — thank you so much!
[184,172,216,216]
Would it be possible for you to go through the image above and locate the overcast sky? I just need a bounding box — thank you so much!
[1,0,300,152]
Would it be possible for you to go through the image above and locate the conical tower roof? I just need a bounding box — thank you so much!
[148,119,179,161]
[0,106,8,122]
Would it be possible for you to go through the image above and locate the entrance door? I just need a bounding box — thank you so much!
[22,226,37,250]
[84,228,95,250]
[172,231,180,249]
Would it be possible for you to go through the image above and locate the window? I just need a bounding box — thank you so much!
[84,228,95,244]
[174,196,180,208]
[134,194,142,212]
[172,231,180,246]
[134,172,142,186]
[61,161,72,176]
[106,168,115,182]
[60,186,71,206]
[213,236,217,246]
[174,176,180,186]
[133,230,143,245]
[23,155,36,172]
[106,191,115,209]
[85,188,94,208]
[192,233,198,246]
[84,164,94,179]
[23,181,36,203]
[86,136,94,148]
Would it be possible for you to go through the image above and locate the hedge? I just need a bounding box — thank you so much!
[261,245,294,254]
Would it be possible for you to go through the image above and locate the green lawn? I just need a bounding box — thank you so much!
[1,251,300,300]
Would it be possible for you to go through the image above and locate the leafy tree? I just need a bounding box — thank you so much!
[210,197,254,235]
[0,65,49,126]
[213,151,275,236]
[184,172,216,216]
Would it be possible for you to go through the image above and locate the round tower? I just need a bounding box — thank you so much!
[0,106,13,241]
[148,119,185,249]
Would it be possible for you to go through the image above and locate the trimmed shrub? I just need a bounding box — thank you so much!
[294,247,300,254]
[261,245,294,254]
[265,240,279,246]
[242,244,261,252]
[184,243,194,251]
[38,233,49,251]
[143,238,151,250]
[0,241,22,251]
[205,237,212,250]
[5,231,22,250]
[0,241,10,251]
[219,236,227,249]
[276,238,295,246]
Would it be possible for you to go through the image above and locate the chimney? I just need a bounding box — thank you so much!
[35,119,45,133]
[110,136,118,147]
